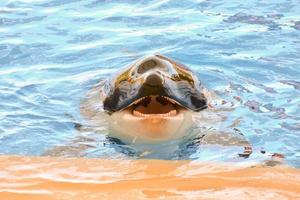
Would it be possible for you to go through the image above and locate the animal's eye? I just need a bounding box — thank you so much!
[171,74,180,81]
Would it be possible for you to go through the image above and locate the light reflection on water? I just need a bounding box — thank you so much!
[0,0,299,167]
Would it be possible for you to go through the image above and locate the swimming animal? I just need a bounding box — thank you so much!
[46,54,288,163]
[80,54,251,151]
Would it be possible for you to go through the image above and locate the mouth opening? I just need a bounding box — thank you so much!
[129,95,182,117]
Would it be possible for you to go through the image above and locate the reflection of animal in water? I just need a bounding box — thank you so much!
[47,54,271,160]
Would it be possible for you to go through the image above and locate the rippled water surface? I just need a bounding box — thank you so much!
[0,0,300,167]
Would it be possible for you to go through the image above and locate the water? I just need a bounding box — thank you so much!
[0,0,299,167]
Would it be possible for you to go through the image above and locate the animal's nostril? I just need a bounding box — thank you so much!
[137,59,158,74]
[145,73,163,86]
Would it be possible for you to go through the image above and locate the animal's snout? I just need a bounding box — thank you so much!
[145,73,164,86]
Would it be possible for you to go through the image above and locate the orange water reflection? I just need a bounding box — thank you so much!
[0,156,299,200]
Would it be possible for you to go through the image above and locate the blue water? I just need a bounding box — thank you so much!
[0,0,299,166]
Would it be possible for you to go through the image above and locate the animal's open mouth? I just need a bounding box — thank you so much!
[128,95,183,117]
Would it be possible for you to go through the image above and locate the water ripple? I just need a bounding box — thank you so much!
[0,0,299,167]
